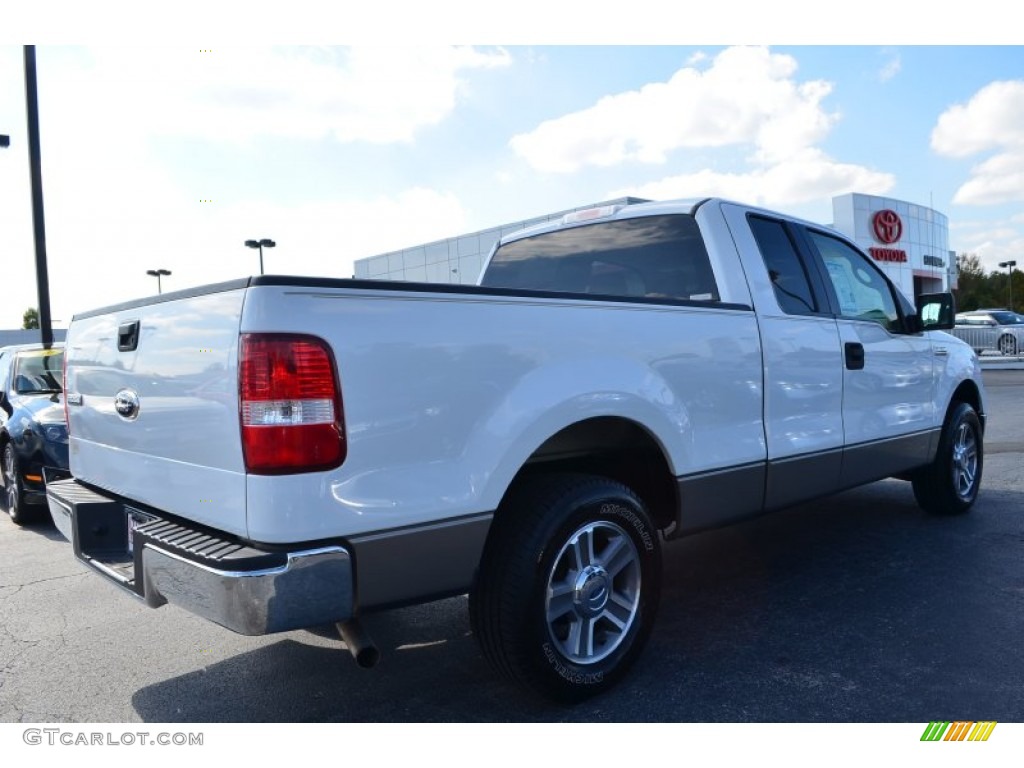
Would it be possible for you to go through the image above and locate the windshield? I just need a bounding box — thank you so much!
[13,349,64,394]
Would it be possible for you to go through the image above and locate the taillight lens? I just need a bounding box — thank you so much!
[239,334,345,474]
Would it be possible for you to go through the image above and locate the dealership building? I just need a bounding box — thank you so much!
[353,192,955,300]
[830,193,955,299]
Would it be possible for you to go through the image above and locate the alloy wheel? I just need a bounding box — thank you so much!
[544,520,641,665]
[951,421,979,500]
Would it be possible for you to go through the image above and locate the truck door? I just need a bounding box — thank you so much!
[722,205,845,510]
[800,228,936,487]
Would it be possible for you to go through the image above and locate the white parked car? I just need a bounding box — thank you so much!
[953,310,1024,355]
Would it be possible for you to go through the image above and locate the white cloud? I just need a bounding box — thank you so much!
[0,45,504,328]
[509,46,892,209]
[38,186,468,327]
[879,54,901,82]
[509,46,838,173]
[613,148,895,207]
[931,80,1024,158]
[949,151,1024,206]
[931,80,1024,205]
[951,219,1024,273]
[56,46,511,146]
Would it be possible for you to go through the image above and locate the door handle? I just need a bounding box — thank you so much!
[844,342,865,370]
[934,346,949,357]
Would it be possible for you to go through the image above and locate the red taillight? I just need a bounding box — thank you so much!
[239,334,345,474]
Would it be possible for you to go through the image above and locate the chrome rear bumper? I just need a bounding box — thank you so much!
[46,478,354,635]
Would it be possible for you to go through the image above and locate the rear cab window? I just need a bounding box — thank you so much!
[482,215,720,304]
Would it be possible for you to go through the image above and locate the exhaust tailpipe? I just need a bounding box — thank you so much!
[336,619,380,669]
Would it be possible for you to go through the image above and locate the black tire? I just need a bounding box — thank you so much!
[2,443,37,526]
[470,473,662,703]
[998,334,1017,356]
[912,402,983,516]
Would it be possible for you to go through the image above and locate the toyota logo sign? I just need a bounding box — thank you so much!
[872,210,903,244]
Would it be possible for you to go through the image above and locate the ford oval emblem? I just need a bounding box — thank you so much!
[114,389,141,421]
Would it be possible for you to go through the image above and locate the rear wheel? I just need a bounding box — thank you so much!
[470,473,662,702]
[912,402,983,515]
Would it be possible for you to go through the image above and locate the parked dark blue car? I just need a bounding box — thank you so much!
[0,343,69,525]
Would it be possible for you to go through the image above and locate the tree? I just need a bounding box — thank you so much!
[22,307,40,330]
[954,253,1001,312]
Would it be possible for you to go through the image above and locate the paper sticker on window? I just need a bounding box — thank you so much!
[825,259,858,316]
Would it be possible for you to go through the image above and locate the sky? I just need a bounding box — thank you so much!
[1,11,1022,329]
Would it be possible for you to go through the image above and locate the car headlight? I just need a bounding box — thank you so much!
[44,425,68,443]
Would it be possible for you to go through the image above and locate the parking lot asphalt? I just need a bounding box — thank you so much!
[1,371,1021,723]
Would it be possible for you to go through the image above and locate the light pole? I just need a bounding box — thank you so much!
[24,46,55,349]
[146,268,171,294]
[244,238,275,275]
[998,260,1017,312]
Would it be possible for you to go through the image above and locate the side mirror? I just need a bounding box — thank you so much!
[917,292,955,331]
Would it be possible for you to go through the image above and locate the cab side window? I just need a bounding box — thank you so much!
[806,230,899,331]
[748,215,818,315]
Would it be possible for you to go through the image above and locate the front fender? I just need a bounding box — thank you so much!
[933,332,987,422]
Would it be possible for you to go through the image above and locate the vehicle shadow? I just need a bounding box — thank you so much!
[130,480,1024,722]
[131,600,566,722]
[3,508,66,543]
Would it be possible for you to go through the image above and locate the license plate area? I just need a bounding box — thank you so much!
[126,507,157,556]
[73,497,139,588]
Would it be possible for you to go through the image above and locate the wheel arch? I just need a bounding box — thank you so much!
[494,416,679,533]
[947,379,984,425]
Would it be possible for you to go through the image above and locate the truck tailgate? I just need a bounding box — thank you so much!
[64,285,248,538]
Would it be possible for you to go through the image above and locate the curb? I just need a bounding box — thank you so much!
[979,356,1024,371]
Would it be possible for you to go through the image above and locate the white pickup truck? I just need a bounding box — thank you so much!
[47,198,985,701]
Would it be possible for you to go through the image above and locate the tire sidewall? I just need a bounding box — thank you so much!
[525,485,661,699]
[941,403,983,512]
[3,444,22,523]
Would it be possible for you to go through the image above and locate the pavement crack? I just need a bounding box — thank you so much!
[1,638,42,673]
[0,585,24,602]
[0,571,87,590]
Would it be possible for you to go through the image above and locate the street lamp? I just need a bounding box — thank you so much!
[244,238,275,275]
[146,268,171,294]
[998,260,1017,312]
